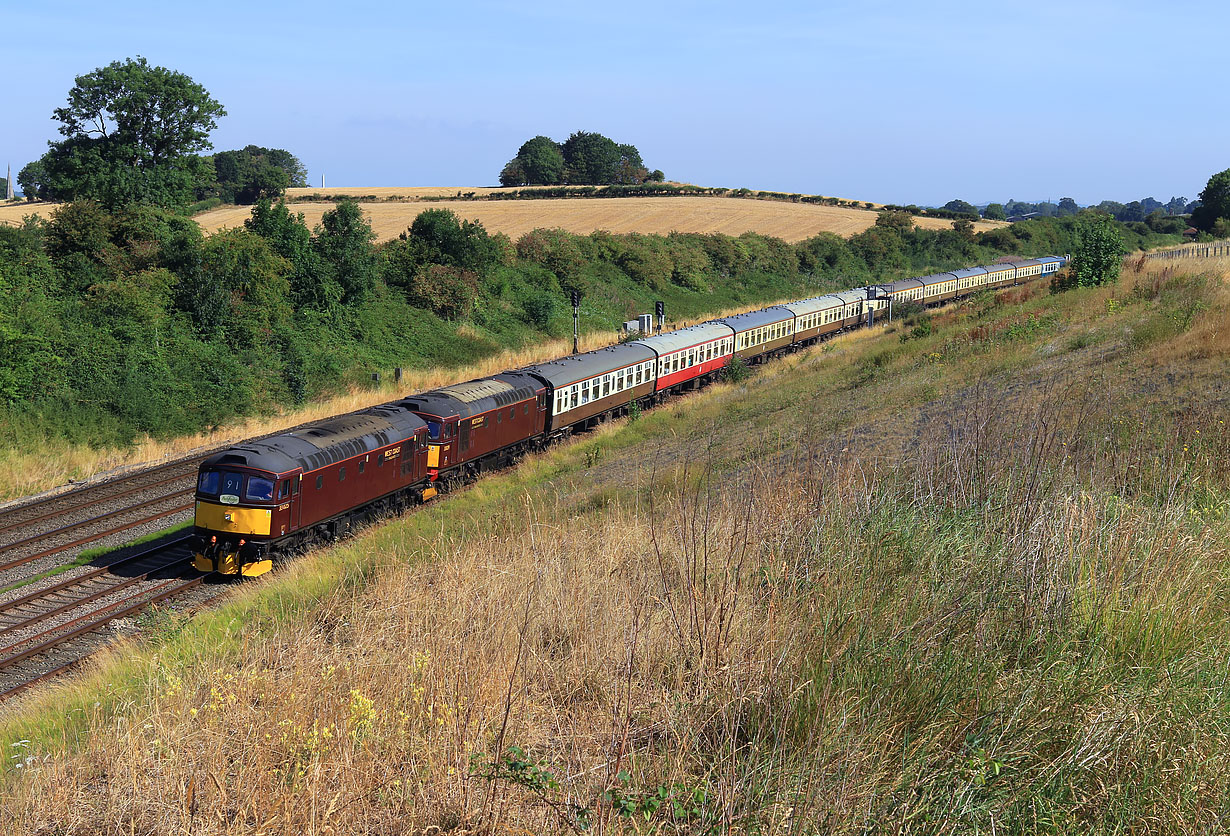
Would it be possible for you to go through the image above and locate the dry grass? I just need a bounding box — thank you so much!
[196,195,1005,244]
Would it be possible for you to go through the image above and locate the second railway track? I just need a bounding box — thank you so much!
[0,536,204,701]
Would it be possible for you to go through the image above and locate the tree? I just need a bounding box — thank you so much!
[498,158,526,187]
[213,146,303,203]
[1057,197,1079,216]
[314,200,377,303]
[1068,213,1125,287]
[982,203,1007,221]
[561,131,623,185]
[1191,168,1230,233]
[34,57,225,207]
[245,198,340,311]
[875,210,914,232]
[501,136,565,186]
[942,199,977,216]
[17,160,50,201]
[1164,196,1189,216]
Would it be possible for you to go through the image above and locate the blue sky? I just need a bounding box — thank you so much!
[6,1,1227,206]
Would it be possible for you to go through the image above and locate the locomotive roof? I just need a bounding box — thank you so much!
[202,406,426,475]
[715,306,793,332]
[521,343,655,389]
[398,376,539,420]
[631,322,733,355]
[781,290,865,316]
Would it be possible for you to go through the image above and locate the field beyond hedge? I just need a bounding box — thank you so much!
[194,192,1007,243]
[3,254,1229,833]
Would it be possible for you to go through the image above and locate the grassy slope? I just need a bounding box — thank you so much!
[3,257,1230,833]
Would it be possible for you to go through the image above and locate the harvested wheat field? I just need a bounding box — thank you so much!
[0,201,59,227]
[196,194,1007,243]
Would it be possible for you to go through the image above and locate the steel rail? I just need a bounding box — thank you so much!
[0,535,194,622]
[0,501,195,575]
[0,575,204,700]
[0,475,195,538]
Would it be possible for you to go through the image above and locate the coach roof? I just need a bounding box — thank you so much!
[521,343,656,389]
[715,306,793,332]
[632,322,733,355]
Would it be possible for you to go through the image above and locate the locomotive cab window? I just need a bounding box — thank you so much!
[427,421,442,440]
[316,475,323,490]
[359,460,365,474]
[198,471,220,495]
[339,466,346,482]
[219,471,244,498]
[277,480,290,500]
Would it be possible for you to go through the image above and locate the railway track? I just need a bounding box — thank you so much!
[0,537,202,700]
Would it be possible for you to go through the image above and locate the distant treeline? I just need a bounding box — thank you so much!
[0,200,1180,453]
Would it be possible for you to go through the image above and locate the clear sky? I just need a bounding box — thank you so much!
[5,1,1226,206]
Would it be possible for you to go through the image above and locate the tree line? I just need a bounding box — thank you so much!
[0,194,1181,453]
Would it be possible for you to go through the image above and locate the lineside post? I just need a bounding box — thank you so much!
[572,290,581,354]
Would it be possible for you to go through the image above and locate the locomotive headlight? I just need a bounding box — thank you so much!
[224,513,232,522]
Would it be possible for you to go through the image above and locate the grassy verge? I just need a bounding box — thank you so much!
[2,256,1229,833]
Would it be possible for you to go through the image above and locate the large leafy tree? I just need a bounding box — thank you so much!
[499,136,565,186]
[1191,168,1230,233]
[31,57,225,208]
[213,146,305,204]
[942,199,978,216]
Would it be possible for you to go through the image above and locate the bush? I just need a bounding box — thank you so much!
[722,355,751,383]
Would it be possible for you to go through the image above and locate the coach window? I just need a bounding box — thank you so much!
[571,386,579,408]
